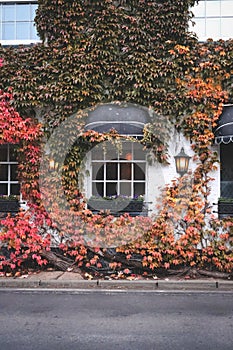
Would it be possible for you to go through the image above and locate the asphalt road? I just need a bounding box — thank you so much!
[0,290,232,350]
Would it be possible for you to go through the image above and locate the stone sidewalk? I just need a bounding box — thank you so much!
[0,270,233,291]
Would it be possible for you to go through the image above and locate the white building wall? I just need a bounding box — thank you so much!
[147,130,220,217]
[147,131,193,215]
[208,144,221,214]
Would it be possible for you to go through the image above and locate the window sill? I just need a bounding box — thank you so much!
[0,39,41,46]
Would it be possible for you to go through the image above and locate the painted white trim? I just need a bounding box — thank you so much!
[215,121,233,133]
[0,1,37,2]
[0,39,41,45]
[215,136,233,144]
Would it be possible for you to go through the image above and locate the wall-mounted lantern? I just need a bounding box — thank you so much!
[174,147,191,176]
[49,158,56,171]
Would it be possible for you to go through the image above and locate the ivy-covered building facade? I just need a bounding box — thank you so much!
[0,0,232,216]
[0,1,233,275]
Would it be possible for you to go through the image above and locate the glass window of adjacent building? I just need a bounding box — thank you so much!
[191,0,233,41]
[0,144,20,196]
[0,1,40,45]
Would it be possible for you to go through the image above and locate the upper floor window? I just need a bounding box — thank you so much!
[191,0,233,41]
[0,1,40,45]
[0,144,20,196]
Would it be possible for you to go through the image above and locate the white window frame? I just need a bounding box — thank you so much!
[88,140,148,201]
[0,0,40,46]
[0,144,19,196]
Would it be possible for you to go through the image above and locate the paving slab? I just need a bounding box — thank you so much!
[57,272,84,280]
[27,271,64,280]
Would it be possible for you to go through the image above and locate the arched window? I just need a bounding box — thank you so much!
[91,141,146,199]
[85,103,150,215]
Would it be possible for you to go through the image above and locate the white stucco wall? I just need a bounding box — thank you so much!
[146,130,195,215]
[208,143,221,216]
[147,130,220,217]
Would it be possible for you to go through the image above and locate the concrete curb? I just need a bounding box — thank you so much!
[0,277,233,291]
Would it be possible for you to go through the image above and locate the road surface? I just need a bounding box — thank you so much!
[0,289,232,350]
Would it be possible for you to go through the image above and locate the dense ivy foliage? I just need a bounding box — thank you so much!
[35,0,196,46]
[0,90,51,270]
[0,1,232,276]
[0,1,198,126]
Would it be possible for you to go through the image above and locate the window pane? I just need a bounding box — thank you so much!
[106,163,117,180]
[120,142,132,159]
[106,182,117,196]
[2,5,15,21]
[206,1,221,17]
[11,184,20,195]
[120,163,131,180]
[220,143,233,198]
[192,1,205,17]
[0,183,7,195]
[221,1,233,16]
[0,144,8,162]
[132,143,146,160]
[134,163,145,180]
[134,183,145,197]
[92,182,103,197]
[206,18,221,38]
[10,164,18,181]
[120,182,131,197]
[32,4,38,17]
[16,22,30,39]
[0,164,8,181]
[92,162,104,180]
[91,144,104,160]
[221,181,233,198]
[105,143,118,160]
[2,23,15,40]
[9,145,17,161]
[31,23,38,39]
[16,4,30,21]
[193,18,206,37]
[221,18,233,37]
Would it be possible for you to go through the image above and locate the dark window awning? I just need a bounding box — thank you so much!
[84,103,151,136]
[215,105,233,144]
